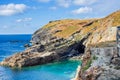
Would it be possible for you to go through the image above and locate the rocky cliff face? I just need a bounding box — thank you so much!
[0,10,120,68]
[74,46,120,80]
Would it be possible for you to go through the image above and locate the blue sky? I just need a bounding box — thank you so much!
[0,0,120,34]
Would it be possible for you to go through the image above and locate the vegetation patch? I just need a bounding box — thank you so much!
[82,58,92,72]
[55,26,80,38]
[41,11,120,39]
[74,35,82,42]
[92,55,98,60]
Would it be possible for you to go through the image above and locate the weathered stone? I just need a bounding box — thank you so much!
[111,57,120,66]
[74,47,120,80]
[0,51,60,67]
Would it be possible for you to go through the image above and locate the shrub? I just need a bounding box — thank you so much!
[93,55,98,60]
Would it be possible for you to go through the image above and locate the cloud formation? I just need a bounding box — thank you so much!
[73,0,97,5]
[72,7,92,14]
[56,0,71,8]
[54,0,96,8]
[38,0,50,2]
[0,3,27,16]
[16,18,32,22]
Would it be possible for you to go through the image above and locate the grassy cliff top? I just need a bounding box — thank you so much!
[36,10,120,39]
[41,10,120,38]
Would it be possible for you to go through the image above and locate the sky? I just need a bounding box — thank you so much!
[0,0,120,34]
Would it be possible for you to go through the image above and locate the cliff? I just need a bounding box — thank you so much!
[0,10,120,68]
[74,46,120,80]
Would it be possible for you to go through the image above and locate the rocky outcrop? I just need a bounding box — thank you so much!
[0,27,88,67]
[0,10,120,68]
[74,47,120,80]
[0,35,86,67]
[0,50,60,67]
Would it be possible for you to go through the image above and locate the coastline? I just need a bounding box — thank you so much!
[0,35,81,80]
[0,10,120,80]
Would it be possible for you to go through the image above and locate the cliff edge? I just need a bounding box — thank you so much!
[0,10,120,68]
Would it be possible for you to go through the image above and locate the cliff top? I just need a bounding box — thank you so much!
[35,10,120,39]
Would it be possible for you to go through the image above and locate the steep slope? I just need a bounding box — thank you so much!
[73,11,120,80]
[0,10,120,68]
[32,10,120,46]
[74,46,120,80]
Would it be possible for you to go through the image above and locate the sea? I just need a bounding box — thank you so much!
[0,34,81,80]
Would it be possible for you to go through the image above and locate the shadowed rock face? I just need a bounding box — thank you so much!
[0,10,120,68]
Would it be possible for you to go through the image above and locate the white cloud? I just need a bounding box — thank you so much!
[72,7,92,14]
[73,0,97,5]
[56,0,71,8]
[0,3,27,16]
[36,0,96,8]
[49,6,57,10]
[55,0,96,8]
[16,18,32,22]
[38,0,50,2]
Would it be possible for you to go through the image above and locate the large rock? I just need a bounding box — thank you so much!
[0,50,60,67]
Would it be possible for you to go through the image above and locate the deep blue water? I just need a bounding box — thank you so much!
[0,35,81,80]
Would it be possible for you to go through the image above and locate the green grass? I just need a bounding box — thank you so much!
[41,10,120,39]
[55,26,80,38]
[82,58,92,72]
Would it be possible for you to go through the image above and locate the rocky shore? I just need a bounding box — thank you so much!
[0,10,120,80]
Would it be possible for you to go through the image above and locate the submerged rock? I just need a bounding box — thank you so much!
[24,43,31,48]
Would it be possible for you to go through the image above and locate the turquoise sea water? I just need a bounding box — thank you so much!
[0,35,81,80]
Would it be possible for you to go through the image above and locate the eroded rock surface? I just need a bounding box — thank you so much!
[74,47,120,80]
